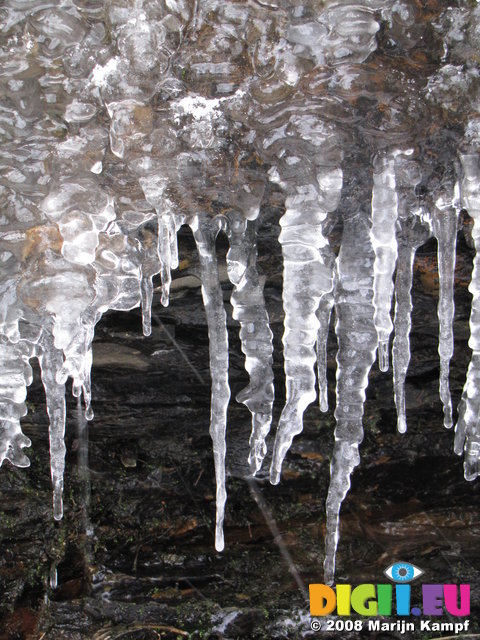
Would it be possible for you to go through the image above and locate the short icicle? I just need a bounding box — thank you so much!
[80,323,96,423]
[140,275,154,337]
[225,213,274,475]
[157,211,180,308]
[190,214,230,551]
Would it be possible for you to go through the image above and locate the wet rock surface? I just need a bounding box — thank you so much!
[0,222,479,639]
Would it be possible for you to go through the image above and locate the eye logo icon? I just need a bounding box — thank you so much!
[308,560,470,617]
[384,562,424,583]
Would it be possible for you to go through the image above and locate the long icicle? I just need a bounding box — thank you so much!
[393,241,416,434]
[270,165,342,485]
[432,189,459,429]
[371,151,401,371]
[456,148,480,479]
[324,201,378,585]
[393,211,432,433]
[191,214,230,551]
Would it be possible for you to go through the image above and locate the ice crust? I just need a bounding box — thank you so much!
[1,0,480,582]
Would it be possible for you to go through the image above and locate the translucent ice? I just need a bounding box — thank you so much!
[393,211,432,433]
[226,212,274,475]
[316,287,335,414]
[371,151,400,372]
[432,187,459,429]
[190,214,230,552]
[270,157,343,485]
[324,204,377,585]
[392,157,432,433]
[38,330,66,520]
[457,140,480,480]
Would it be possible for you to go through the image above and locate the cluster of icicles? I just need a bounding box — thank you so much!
[2,0,480,585]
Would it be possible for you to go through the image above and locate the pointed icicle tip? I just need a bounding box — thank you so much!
[215,536,225,553]
[270,468,281,485]
[397,414,407,434]
[53,490,63,520]
[161,285,170,307]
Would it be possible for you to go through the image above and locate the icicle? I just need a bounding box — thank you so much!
[141,275,154,336]
[39,330,67,520]
[270,165,343,485]
[370,151,401,372]
[157,212,179,308]
[432,189,459,429]
[170,215,180,272]
[316,284,335,413]
[393,240,415,434]
[456,149,480,480]
[225,212,274,475]
[190,214,230,551]
[393,211,432,433]
[324,206,378,585]
[456,355,480,482]
[138,226,160,337]
[56,317,96,422]
[80,331,95,422]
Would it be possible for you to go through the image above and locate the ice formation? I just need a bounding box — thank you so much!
[1,0,480,584]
